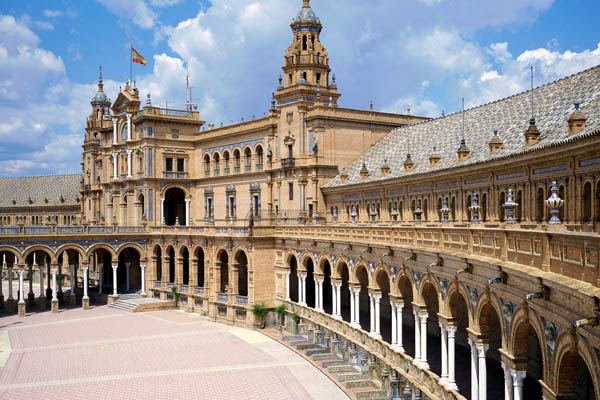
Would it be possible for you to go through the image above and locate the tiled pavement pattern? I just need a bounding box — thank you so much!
[0,307,349,400]
[326,65,600,187]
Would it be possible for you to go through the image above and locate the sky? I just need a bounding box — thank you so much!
[0,0,599,177]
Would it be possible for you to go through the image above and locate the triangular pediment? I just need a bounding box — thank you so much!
[111,90,139,113]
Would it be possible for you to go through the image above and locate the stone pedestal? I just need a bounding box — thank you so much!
[51,299,59,313]
[39,296,46,310]
[107,295,119,304]
[18,302,26,317]
[7,298,15,313]
[69,294,77,306]
[82,297,90,310]
[28,293,35,307]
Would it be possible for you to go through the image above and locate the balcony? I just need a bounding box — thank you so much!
[163,172,189,179]
[282,158,295,169]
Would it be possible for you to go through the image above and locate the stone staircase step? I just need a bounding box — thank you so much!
[296,343,321,351]
[321,359,348,368]
[305,348,329,356]
[281,335,303,342]
[289,340,309,347]
[313,353,338,361]
[328,364,355,374]
[355,388,387,399]
[337,372,369,382]
[345,379,376,389]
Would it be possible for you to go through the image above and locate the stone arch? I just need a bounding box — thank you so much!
[395,269,416,300]
[159,183,190,197]
[193,245,206,288]
[115,243,145,259]
[300,252,315,273]
[285,249,299,269]
[552,331,599,399]
[215,247,230,293]
[417,273,442,306]
[334,256,349,279]
[474,291,507,348]
[179,245,190,286]
[373,264,392,291]
[233,248,249,297]
[353,261,372,287]
[317,253,332,275]
[445,280,473,326]
[87,243,116,258]
[509,305,549,397]
[21,245,54,264]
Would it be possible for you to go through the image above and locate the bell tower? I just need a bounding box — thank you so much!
[275,0,340,105]
[89,66,111,123]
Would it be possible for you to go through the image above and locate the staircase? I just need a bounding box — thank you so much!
[108,293,173,313]
[276,334,390,400]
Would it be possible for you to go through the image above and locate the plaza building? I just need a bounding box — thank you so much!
[0,1,599,399]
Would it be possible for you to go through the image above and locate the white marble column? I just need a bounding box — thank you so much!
[112,152,118,179]
[285,271,291,301]
[373,294,382,338]
[160,197,165,224]
[331,282,337,316]
[511,370,526,400]
[349,287,356,325]
[125,262,130,292]
[502,362,514,400]
[185,199,190,226]
[469,338,479,400]
[51,268,57,301]
[353,289,360,328]
[420,312,429,368]
[126,114,132,141]
[395,303,404,351]
[478,343,489,400]
[391,302,397,346]
[414,310,421,363]
[315,279,322,311]
[38,263,44,300]
[112,118,117,144]
[112,263,118,296]
[140,264,146,296]
[335,283,341,318]
[7,266,13,300]
[369,294,375,334]
[301,275,307,306]
[446,326,458,390]
[83,266,89,299]
[297,273,302,304]
[18,269,24,303]
[127,150,133,178]
[440,323,448,384]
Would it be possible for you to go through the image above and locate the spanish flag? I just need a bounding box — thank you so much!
[132,47,147,65]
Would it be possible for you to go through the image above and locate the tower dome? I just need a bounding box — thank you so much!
[296,0,319,24]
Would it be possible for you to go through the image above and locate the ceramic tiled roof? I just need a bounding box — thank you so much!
[325,65,600,188]
[0,174,81,208]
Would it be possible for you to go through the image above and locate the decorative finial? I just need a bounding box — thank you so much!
[303,0,310,8]
[146,93,152,106]
[530,65,535,120]
[461,98,465,140]
[99,65,103,83]
[370,101,373,111]
[271,92,276,109]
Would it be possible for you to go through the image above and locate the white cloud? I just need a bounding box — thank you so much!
[384,96,441,118]
[96,0,156,29]
[149,0,182,7]
[35,21,54,31]
[43,10,63,18]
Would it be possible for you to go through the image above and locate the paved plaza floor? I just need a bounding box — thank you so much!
[0,306,349,399]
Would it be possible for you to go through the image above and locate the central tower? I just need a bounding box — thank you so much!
[276,0,340,105]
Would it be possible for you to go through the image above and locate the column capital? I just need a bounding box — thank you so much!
[419,311,429,320]
[476,342,489,357]
[510,369,527,385]
[140,263,146,270]
[447,325,458,337]
[112,263,118,270]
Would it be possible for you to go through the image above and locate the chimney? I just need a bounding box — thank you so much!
[340,168,348,182]
[360,162,369,179]
[525,118,540,146]
[567,103,586,136]
[489,130,503,155]
[404,153,414,172]
[429,146,441,167]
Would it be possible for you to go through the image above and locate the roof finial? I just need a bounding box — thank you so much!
[303,0,310,8]
[530,65,535,120]
[461,97,465,140]
[99,65,103,83]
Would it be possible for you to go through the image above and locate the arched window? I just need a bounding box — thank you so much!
[213,153,220,175]
[466,194,472,222]
[244,148,252,171]
[536,187,545,223]
[583,182,592,222]
[234,149,241,171]
[256,146,263,170]
[223,151,230,173]
[121,124,127,141]
[302,35,307,51]
[204,155,211,176]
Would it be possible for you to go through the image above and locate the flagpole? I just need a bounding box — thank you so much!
[130,43,133,85]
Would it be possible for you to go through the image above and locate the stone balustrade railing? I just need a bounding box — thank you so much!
[286,301,466,400]
[276,225,600,288]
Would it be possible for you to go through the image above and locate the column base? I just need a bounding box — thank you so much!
[333,315,343,320]
[39,296,46,310]
[369,332,382,340]
[27,293,35,306]
[82,296,90,310]
[392,344,405,352]
[69,294,77,306]
[350,322,361,329]
[6,298,15,313]
[51,299,59,313]
[18,301,26,317]
[107,295,119,304]
[445,381,458,391]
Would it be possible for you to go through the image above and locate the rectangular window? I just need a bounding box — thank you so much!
[148,127,153,137]
[166,157,173,172]
[148,149,153,176]
[308,131,315,154]
[149,189,153,220]
[289,182,294,201]
[316,73,321,83]
[177,158,184,172]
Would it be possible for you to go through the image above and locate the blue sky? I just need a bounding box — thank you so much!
[0,0,599,177]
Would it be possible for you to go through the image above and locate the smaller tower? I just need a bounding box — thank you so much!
[90,65,111,123]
